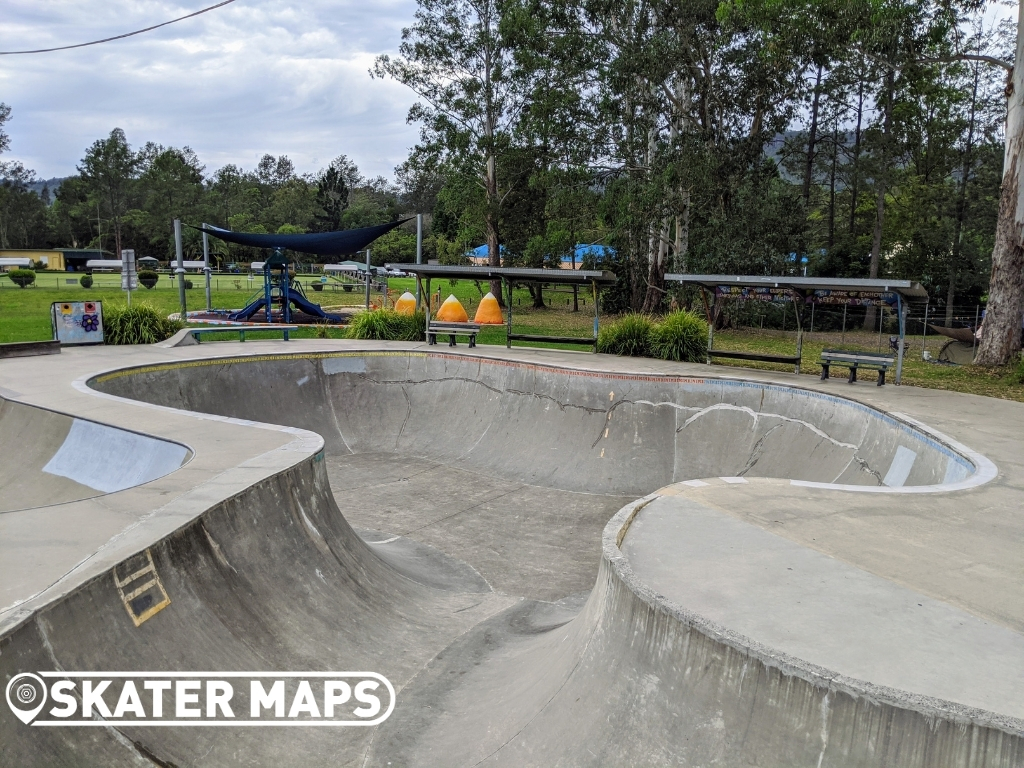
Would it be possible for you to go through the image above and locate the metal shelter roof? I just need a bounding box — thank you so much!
[664,274,929,299]
[386,264,617,286]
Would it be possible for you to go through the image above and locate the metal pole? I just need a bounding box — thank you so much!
[793,294,803,375]
[174,218,186,321]
[121,248,132,307]
[505,278,513,348]
[922,300,929,357]
[895,294,907,385]
[809,302,814,335]
[424,277,431,340]
[972,304,980,359]
[415,214,423,309]
[364,249,372,310]
[841,304,847,344]
[202,224,212,312]
[592,280,599,352]
[877,302,884,352]
[264,263,272,323]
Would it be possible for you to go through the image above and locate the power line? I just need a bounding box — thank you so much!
[0,0,238,55]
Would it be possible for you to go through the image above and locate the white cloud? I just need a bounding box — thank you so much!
[0,0,421,180]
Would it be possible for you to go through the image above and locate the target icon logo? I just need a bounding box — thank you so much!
[6,673,48,724]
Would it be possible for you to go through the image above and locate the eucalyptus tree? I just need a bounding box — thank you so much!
[374,0,536,299]
[974,3,1024,365]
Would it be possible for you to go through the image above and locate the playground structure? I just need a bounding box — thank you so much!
[228,249,343,324]
[195,220,409,325]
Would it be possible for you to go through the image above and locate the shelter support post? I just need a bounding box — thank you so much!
[896,295,907,385]
[365,249,372,310]
[700,287,714,364]
[174,218,187,321]
[202,224,211,312]
[922,299,929,357]
[263,264,272,324]
[792,291,804,375]
[424,277,431,340]
[415,214,423,309]
[505,278,513,349]
[592,281,599,352]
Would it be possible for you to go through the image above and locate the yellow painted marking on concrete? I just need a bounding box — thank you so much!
[113,562,154,588]
[113,549,170,627]
[122,579,158,602]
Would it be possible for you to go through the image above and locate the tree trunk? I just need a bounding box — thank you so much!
[531,283,545,308]
[642,218,669,313]
[802,65,823,205]
[945,265,957,327]
[976,8,1024,365]
[485,153,503,304]
[848,74,865,237]
[864,71,893,330]
[828,123,838,249]
[947,63,980,327]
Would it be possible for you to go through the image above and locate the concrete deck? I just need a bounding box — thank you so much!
[0,339,1021,766]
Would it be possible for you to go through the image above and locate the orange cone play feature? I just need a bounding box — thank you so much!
[473,292,504,324]
[394,291,416,315]
[436,294,469,322]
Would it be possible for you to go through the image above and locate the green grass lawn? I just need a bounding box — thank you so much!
[710,328,1024,402]
[3,272,1021,402]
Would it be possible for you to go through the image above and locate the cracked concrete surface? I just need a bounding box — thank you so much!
[0,341,1020,767]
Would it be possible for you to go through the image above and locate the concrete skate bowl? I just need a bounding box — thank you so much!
[2,350,1014,767]
[0,394,191,513]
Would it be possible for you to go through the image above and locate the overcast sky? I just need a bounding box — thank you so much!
[0,0,422,181]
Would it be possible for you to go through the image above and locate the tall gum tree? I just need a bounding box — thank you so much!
[374,0,531,302]
[976,2,1024,365]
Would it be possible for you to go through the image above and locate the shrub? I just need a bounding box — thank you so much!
[138,269,158,289]
[1015,353,1024,385]
[7,268,35,288]
[104,303,184,345]
[80,274,93,288]
[184,279,194,290]
[346,309,425,341]
[597,313,655,357]
[650,310,709,363]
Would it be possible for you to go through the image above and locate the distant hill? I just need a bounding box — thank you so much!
[26,176,67,202]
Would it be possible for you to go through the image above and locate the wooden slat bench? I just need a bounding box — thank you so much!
[820,349,894,386]
[428,321,481,347]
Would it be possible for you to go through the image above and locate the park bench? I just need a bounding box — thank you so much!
[185,324,299,343]
[428,321,481,348]
[819,349,894,386]
[707,349,801,367]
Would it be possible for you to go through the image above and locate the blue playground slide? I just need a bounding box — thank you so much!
[229,293,342,323]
